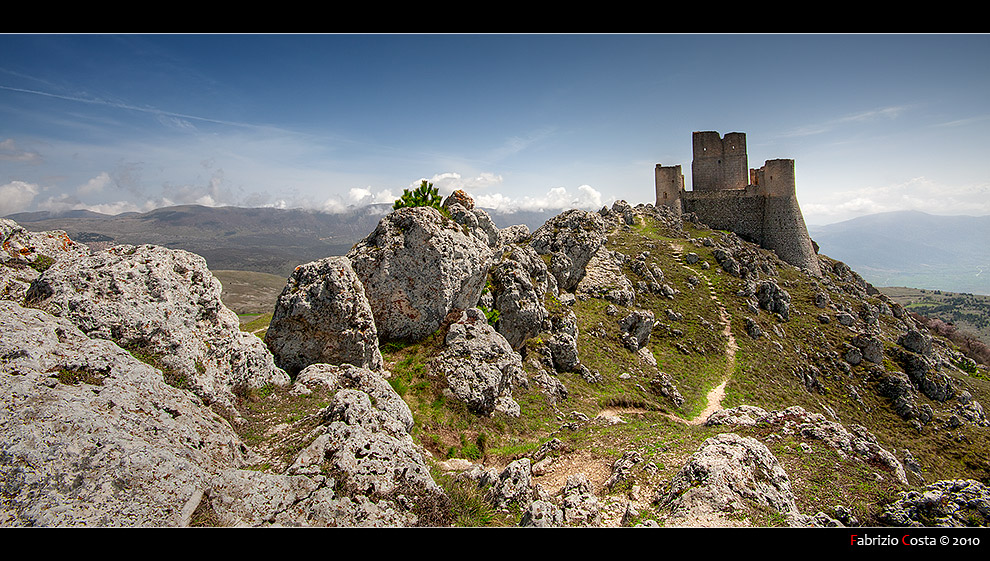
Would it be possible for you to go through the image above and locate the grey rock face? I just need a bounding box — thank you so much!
[489,458,533,509]
[530,209,608,292]
[705,405,770,427]
[604,451,643,491]
[347,206,494,342]
[490,251,549,350]
[618,310,655,352]
[1,220,91,303]
[265,257,382,376]
[24,244,289,413]
[0,301,245,527]
[762,406,908,485]
[878,371,931,424]
[561,474,601,526]
[499,224,531,246]
[880,479,990,527]
[756,280,791,320]
[898,329,933,356]
[659,433,801,526]
[204,468,420,527]
[576,246,635,306]
[287,389,447,524]
[444,202,501,249]
[430,308,522,417]
[520,499,565,527]
[293,363,414,432]
[851,334,884,364]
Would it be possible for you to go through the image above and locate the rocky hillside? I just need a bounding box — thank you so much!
[1,193,988,527]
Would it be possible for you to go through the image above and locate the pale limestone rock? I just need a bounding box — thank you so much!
[265,256,382,376]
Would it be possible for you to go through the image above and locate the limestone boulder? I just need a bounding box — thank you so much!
[490,250,550,350]
[530,209,609,292]
[0,301,245,527]
[756,280,791,320]
[430,308,524,417]
[265,257,382,376]
[880,479,990,527]
[618,310,655,352]
[23,244,289,414]
[1,219,90,303]
[292,363,414,432]
[659,433,801,526]
[286,388,449,526]
[576,246,635,306]
[346,206,494,342]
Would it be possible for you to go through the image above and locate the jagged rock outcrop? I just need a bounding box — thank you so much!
[560,473,602,526]
[430,308,523,417]
[604,451,643,491]
[659,433,802,527]
[530,209,608,292]
[879,479,990,527]
[443,191,501,249]
[292,363,414,432]
[759,406,908,485]
[575,247,635,306]
[488,458,534,509]
[618,310,655,352]
[265,256,383,376]
[520,499,565,527]
[285,388,448,524]
[1,219,90,302]
[705,405,770,427]
[490,246,551,350]
[0,301,246,526]
[756,280,791,321]
[23,243,289,415]
[347,206,494,342]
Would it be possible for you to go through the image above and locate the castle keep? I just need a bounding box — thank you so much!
[656,131,821,276]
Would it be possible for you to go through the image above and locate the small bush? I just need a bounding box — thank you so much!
[393,180,442,211]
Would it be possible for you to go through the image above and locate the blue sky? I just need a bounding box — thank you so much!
[1,33,988,225]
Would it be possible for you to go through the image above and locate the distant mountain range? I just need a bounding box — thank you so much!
[809,210,990,295]
[11,206,987,295]
[7,204,558,277]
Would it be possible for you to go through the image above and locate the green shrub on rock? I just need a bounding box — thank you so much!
[393,180,442,211]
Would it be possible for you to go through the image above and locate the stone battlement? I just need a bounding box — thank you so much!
[656,132,820,276]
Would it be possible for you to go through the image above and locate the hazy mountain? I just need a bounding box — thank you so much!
[8,204,557,277]
[809,211,990,295]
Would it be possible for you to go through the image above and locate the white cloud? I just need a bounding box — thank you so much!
[475,184,606,213]
[0,139,42,164]
[803,176,990,224]
[78,172,111,195]
[0,181,39,215]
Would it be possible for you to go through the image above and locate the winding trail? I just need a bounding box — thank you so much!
[668,242,737,426]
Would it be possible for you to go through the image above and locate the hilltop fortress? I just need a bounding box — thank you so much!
[656,131,821,276]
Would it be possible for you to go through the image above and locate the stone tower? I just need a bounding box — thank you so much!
[691,131,748,191]
[654,164,684,215]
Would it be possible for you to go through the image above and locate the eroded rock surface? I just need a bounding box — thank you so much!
[430,308,523,417]
[23,244,289,414]
[265,257,382,376]
[659,433,801,527]
[347,206,494,342]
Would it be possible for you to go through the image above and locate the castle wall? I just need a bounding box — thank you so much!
[681,188,821,276]
[680,187,766,245]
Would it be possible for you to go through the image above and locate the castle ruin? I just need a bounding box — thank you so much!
[656,131,821,276]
